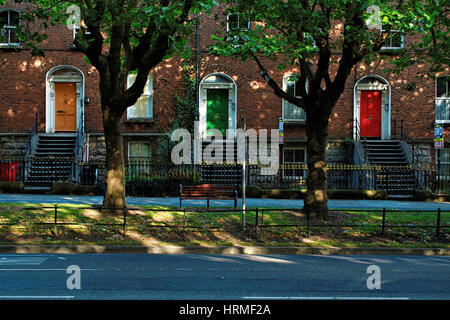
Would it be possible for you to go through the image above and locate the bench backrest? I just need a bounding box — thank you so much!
[181,184,236,197]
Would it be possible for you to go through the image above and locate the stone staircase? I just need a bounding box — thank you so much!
[363,140,416,197]
[24,135,76,188]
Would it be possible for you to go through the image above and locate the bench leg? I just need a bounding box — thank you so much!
[234,197,237,209]
[207,199,210,211]
[180,196,182,208]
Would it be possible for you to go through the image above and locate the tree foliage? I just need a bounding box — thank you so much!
[14,0,216,210]
[210,0,449,217]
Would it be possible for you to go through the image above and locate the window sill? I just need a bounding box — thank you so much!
[435,120,450,126]
[283,119,306,125]
[379,47,404,54]
[0,43,21,50]
[124,118,155,124]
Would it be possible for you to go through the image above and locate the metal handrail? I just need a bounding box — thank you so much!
[24,111,38,160]
[23,112,38,182]
[73,110,86,182]
[392,119,419,165]
[354,117,361,141]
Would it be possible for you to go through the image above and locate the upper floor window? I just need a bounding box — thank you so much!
[303,33,318,52]
[226,14,250,44]
[127,73,153,120]
[227,14,250,32]
[0,9,20,46]
[73,25,90,40]
[380,29,404,50]
[282,74,306,122]
[436,76,450,122]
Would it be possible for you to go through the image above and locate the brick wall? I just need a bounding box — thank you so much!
[0,2,447,164]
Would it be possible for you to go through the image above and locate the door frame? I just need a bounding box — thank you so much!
[46,65,85,133]
[353,75,391,140]
[199,73,237,140]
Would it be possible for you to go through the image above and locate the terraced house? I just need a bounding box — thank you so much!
[0,2,448,197]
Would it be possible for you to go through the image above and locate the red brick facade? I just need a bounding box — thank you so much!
[0,3,447,165]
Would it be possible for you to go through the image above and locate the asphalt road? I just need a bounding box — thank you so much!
[0,254,448,300]
[1,193,450,210]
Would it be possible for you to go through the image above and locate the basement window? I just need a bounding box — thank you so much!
[283,148,306,179]
[128,142,151,163]
[437,149,450,179]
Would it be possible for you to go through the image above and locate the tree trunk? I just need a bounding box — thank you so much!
[304,114,329,220]
[102,107,126,212]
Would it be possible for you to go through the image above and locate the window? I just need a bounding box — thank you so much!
[227,14,250,32]
[127,73,153,119]
[129,142,151,162]
[226,14,250,44]
[436,76,450,122]
[303,33,318,51]
[283,74,306,121]
[380,29,404,50]
[438,149,450,181]
[73,25,90,40]
[0,9,20,46]
[283,148,306,178]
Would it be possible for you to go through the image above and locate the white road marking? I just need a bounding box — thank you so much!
[0,296,75,299]
[242,296,410,300]
[0,268,101,271]
[0,257,48,265]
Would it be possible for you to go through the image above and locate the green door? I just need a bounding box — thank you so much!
[207,89,229,136]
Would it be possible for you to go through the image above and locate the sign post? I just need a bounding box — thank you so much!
[435,123,444,188]
[279,118,284,186]
[279,118,284,144]
[434,123,444,149]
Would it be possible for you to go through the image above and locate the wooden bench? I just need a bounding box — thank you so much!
[179,184,238,209]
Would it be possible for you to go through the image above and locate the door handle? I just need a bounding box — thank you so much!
[56,110,65,113]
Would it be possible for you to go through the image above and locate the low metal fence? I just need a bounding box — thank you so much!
[0,205,448,241]
[252,207,449,240]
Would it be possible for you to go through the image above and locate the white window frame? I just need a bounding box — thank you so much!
[380,29,404,50]
[436,76,450,123]
[128,141,152,162]
[226,14,250,32]
[282,74,307,122]
[127,73,153,120]
[282,147,307,179]
[73,25,91,40]
[303,32,318,51]
[226,14,250,43]
[437,149,450,180]
[0,9,20,47]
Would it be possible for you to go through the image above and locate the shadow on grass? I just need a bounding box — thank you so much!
[0,203,448,248]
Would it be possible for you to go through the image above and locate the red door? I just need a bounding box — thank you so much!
[360,90,382,138]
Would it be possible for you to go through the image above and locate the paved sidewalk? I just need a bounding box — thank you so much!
[1,193,450,210]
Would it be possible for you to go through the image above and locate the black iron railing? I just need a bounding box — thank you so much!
[3,159,450,196]
[23,111,38,160]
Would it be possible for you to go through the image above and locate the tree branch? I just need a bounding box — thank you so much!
[252,54,308,113]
